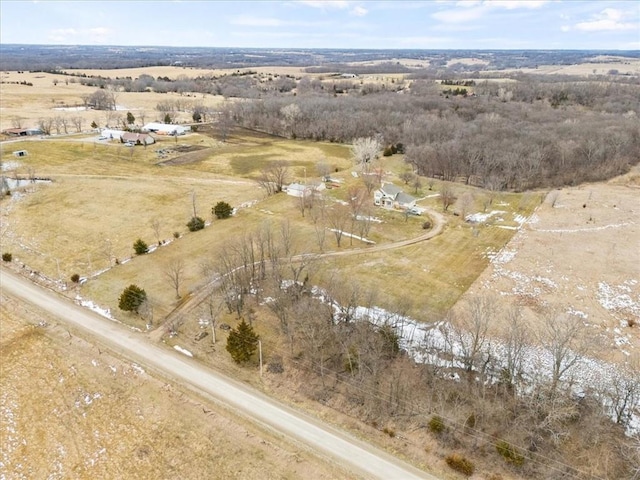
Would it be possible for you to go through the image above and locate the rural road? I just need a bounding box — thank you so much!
[1,268,437,480]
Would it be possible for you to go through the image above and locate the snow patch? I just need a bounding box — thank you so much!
[173,345,193,357]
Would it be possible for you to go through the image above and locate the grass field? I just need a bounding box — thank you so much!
[1,124,537,324]
[0,291,353,480]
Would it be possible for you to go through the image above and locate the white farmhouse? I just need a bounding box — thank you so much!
[374,183,416,210]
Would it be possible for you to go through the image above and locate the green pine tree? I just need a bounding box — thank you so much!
[226,319,259,364]
[118,284,147,313]
[133,238,149,255]
[213,201,233,219]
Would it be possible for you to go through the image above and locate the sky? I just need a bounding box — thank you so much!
[0,1,638,50]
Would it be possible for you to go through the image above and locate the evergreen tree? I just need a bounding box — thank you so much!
[118,284,147,313]
[126,111,135,125]
[133,238,149,255]
[186,216,205,232]
[226,319,259,364]
[213,201,233,219]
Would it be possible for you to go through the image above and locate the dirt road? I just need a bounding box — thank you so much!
[153,207,447,339]
[1,267,436,480]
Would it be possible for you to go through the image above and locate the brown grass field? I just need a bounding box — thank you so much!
[0,291,355,480]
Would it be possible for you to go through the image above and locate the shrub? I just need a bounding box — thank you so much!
[429,415,445,434]
[267,357,284,374]
[382,427,396,438]
[496,440,525,467]
[173,231,180,239]
[465,413,476,429]
[422,220,432,230]
[118,284,147,313]
[213,201,233,219]
[70,273,80,283]
[445,453,475,476]
[186,216,205,232]
[133,238,149,255]
[2,252,12,262]
[383,146,393,157]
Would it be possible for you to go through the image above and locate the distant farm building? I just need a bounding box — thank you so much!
[2,128,43,137]
[13,150,29,157]
[121,132,155,146]
[101,129,125,140]
[142,122,190,136]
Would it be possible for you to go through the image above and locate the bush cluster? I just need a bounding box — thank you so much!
[496,440,525,467]
[2,252,12,262]
[428,415,445,434]
[445,453,475,476]
[186,216,205,232]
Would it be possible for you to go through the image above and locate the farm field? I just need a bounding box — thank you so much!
[463,166,640,365]
[0,125,537,325]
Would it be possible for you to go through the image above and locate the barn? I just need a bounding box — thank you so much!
[142,122,190,136]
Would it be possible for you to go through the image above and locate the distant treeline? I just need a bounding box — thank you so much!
[3,44,638,71]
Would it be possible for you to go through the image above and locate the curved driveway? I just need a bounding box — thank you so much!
[157,208,447,332]
[1,268,436,480]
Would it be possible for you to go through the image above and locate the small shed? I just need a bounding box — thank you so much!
[13,150,28,157]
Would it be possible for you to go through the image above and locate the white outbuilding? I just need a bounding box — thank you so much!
[142,122,190,136]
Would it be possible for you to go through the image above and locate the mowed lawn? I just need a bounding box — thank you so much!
[1,130,539,324]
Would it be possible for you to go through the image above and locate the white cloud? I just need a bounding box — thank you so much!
[350,5,368,16]
[432,0,548,24]
[572,8,638,32]
[484,0,548,9]
[432,6,486,23]
[298,0,349,9]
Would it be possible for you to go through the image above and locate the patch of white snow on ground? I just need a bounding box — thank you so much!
[173,345,193,357]
[75,296,113,319]
[355,215,383,223]
[465,210,506,223]
[310,289,640,436]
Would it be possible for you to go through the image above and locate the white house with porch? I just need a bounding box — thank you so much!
[374,183,416,210]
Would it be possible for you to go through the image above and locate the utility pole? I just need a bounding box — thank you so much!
[258,340,263,377]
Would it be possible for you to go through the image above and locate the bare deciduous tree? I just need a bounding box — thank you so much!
[440,184,456,212]
[538,309,591,394]
[150,218,162,245]
[165,259,185,299]
[257,161,289,196]
[326,204,350,247]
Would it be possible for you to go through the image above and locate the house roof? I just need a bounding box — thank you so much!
[122,132,152,142]
[380,183,403,198]
[397,192,416,205]
[378,183,416,205]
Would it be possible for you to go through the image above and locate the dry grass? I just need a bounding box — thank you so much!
[464,166,640,364]
[0,291,352,480]
[1,132,533,324]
